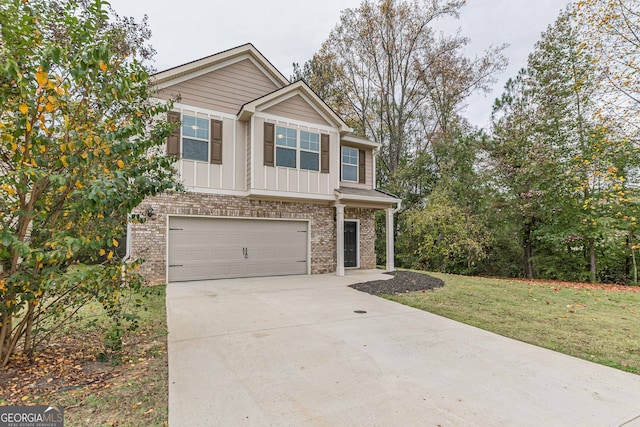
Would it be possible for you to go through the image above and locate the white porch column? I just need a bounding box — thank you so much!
[335,203,345,277]
[386,207,395,272]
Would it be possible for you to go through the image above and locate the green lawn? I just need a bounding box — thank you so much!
[387,272,640,374]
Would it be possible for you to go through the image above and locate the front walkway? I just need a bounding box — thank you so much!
[166,272,640,426]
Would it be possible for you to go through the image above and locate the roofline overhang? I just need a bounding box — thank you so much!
[151,43,290,89]
[334,189,401,206]
[341,134,380,149]
[237,80,352,133]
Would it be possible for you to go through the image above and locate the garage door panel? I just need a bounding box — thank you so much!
[168,217,308,282]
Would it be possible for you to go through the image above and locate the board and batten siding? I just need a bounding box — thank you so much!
[157,59,279,115]
[179,114,246,192]
[262,94,331,127]
[252,117,339,196]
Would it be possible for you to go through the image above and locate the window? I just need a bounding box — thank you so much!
[300,131,319,171]
[182,115,209,162]
[342,147,358,182]
[276,126,297,168]
[274,126,320,172]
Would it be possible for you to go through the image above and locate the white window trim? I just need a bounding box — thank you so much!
[341,146,359,183]
[181,114,210,163]
[275,125,320,172]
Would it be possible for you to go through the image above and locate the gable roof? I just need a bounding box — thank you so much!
[152,43,290,89]
[238,80,352,134]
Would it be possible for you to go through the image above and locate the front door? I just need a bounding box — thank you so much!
[344,221,358,268]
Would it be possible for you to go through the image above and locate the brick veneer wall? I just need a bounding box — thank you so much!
[130,191,378,283]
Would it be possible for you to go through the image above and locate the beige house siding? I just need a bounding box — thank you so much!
[246,120,252,190]
[235,120,247,191]
[262,94,331,126]
[156,59,279,115]
[340,146,374,190]
[177,115,245,192]
[251,117,340,196]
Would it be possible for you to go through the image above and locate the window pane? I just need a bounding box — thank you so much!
[182,115,196,138]
[276,126,297,148]
[300,131,320,151]
[183,138,208,162]
[342,164,357,182]
[195,117,209,140]
[276,147,296,168]
[342,147,358,165]
[300,151,319,171]
[182,115,209,140]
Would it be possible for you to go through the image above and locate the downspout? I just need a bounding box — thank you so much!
[121,217,132,286]
[393,200,402,214]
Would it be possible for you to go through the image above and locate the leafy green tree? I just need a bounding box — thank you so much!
[0,0,178,366]
[488,6,640,283]
[397,186,489,273]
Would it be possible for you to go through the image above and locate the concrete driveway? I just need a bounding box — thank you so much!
[167,271,640,426]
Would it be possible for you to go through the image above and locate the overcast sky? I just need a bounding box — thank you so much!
[106,0,571,129]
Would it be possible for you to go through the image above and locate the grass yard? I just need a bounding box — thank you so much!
[0,285,168,426]
[387,272,640,374]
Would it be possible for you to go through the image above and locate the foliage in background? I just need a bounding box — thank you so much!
[0,0,178,366]
[291,0,506,201]
[301,0,639,284]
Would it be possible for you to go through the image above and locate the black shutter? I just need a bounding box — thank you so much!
[210,119,223,164]
[167,111,181,157]
[358,149,366,183]
[264,122,274,166]
[321,134,330,173]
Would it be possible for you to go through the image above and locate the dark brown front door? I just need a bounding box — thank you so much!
[344,221,358,268]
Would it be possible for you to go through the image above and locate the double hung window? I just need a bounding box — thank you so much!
[341,147,358,182]
[275,126,320,172]
[182,115,210,162]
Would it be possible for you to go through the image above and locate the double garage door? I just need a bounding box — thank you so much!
[167,217,309,282]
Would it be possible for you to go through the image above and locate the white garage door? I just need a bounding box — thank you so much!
[167,217,309,282]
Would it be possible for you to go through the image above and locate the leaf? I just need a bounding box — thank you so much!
[19,104,28,114]
[100,60,108,72]
[35,68,49,87]
[117,159,124,169]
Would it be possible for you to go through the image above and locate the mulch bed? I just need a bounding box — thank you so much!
[349,270,445,296]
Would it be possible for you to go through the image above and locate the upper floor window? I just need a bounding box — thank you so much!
[342,147,358,182]
[166,111,223,164]
[182,115,209,162]
[300,131,320,171]
[275,126,320,172]
[276,126,298,168]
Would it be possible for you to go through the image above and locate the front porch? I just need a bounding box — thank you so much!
[333,187,401,277]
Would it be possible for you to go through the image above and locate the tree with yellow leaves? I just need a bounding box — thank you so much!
[576,0,640,128]
[0,0,178,366]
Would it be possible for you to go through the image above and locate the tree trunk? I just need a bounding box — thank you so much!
[632,238,638,285]
[589,237,597,283]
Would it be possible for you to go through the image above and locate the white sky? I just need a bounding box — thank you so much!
[106,0,571,129]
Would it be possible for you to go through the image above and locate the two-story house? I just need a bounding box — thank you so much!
[130,44,400,283]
